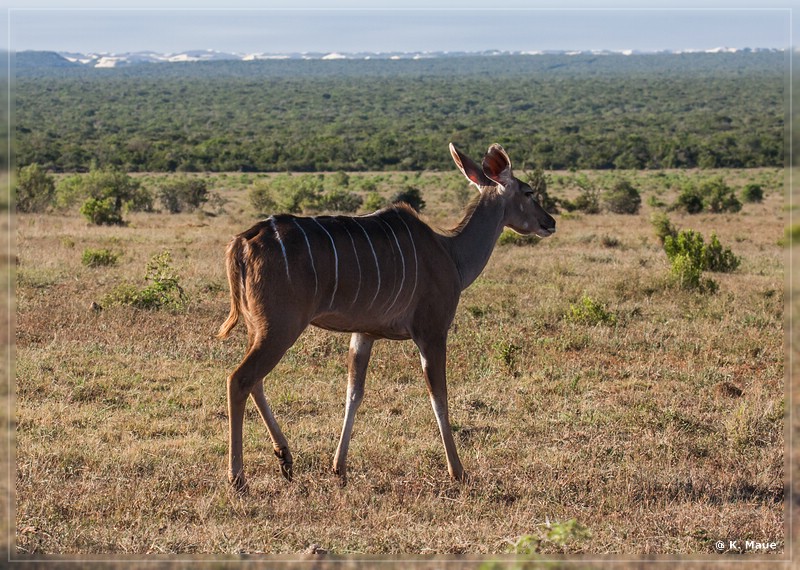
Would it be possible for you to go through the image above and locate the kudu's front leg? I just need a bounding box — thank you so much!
[333,333,374,483]
[417,335,465,481]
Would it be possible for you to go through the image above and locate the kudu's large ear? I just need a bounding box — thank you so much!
[482,144,514,187]
[449,143,496,189]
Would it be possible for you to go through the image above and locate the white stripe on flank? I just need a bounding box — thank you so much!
[270,218,291,282]
[312,218,339,308]
[293,218,318,297]
[353,218,381,310]
[380,218,406,313]
[395,210,418,310]
[341,222,362,307]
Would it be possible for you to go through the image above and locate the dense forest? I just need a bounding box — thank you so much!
[15,51,786,173]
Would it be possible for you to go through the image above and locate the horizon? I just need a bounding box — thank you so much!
[8,9,792,55]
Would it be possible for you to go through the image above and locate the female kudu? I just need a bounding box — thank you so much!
[218,143,556,489]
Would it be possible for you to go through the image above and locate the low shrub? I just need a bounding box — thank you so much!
[651,212,678,244]
[80,197,123,225]
[741,183,764,203]
[16,163,56,213]
[672,176,741,214]
[390,186,426,212]
[81,248,119,268]
[664,230,740,273]
[602,179,641,214]
[567,296,617,326]
[104,251,187,311]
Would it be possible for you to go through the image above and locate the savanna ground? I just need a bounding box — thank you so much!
[12,167,789,563]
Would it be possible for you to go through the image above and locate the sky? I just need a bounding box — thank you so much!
[4,2,795,55]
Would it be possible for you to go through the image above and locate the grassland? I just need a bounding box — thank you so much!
[13,168,787,560]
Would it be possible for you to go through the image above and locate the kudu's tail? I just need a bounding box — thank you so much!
[217,237,246,339]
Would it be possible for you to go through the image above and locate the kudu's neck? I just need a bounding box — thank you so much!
[445,191,507,291]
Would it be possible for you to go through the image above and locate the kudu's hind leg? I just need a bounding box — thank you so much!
[226,328,302,491]
[251,380,293,480]
[332,333,374,483]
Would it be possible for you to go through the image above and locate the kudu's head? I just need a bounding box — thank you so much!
[449,143,556,238]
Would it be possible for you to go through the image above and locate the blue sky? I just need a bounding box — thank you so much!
[5,2,795,54]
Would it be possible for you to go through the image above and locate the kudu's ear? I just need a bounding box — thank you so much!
[449,143,496,189]
[482,144,514,186]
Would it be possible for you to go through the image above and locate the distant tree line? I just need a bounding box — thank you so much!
[14,53,785,173]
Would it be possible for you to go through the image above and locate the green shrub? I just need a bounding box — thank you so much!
[672,176,741,214]
[571,175,600,214]
[664,229,740,273]
[703,233,741,272]
[249,180,278,215]
[104,251,187,311]
[662,229,737,292]
[279,175,324,213]
[741,183,764,203]
[318,187,363,213]
[673,186,704,214]
[15,163,55,213]
[158,177,209,213]
[81,248,119,268]
[651,212,678,244]
[362,192,386,212]
[567,296,617,326]
[700,177,741,213]
[602,179,641,214]
[390,186,426,212]
[71,167,152,224]
[80,197,123,225]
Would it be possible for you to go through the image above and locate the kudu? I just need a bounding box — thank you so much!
[218,143,556,489]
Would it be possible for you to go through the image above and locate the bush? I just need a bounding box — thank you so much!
[672,176,741,214]
[71,167,152,224]
[362,192,386,212]
[662,228,738,292]
[673,186,705,214]
[318,188,363,213]
[602,179,641,214]
[664,229,740,273]
[249,179,278,215]
[567,296,617,326]
[104,250,187,311]
[16,163,55,213]
[570,175,600,214]
[741,183,764,203]
[158,177,209,213]
[390,186,426,212]
[700,177,741,213]
[651,212,678,244]
[278,175,324,213]
[668,252,714,291]
[80,197,123,225]
[81,248,119,268]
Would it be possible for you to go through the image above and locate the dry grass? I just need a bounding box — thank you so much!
[13,168,787,561]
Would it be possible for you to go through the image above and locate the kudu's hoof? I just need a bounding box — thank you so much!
[274,448,293,482]
[229,473,248,494]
